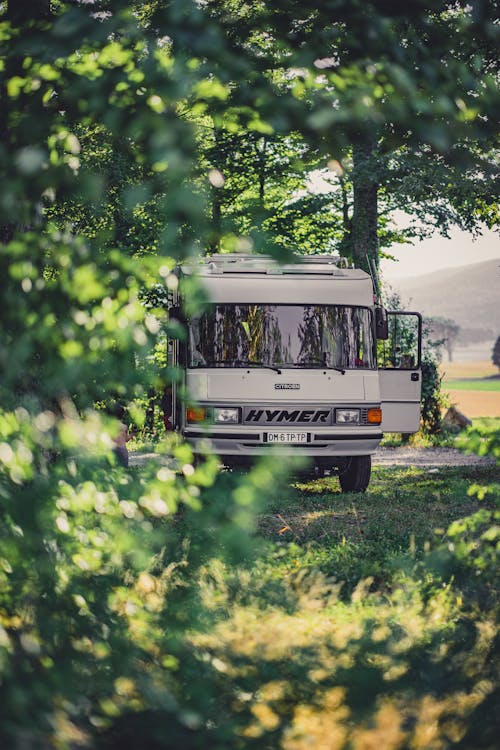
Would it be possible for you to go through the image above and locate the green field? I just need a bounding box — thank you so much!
[439,363,500,416]
[444,378,500,391]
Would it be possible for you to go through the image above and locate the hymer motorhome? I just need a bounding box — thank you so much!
[168,254,422,492]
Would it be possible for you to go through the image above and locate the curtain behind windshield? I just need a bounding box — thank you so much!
[190,305,375,369]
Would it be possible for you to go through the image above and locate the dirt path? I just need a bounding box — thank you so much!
[130,446,497,469]
[373,446,496,467]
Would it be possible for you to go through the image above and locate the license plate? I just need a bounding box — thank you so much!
[266,432,308,443]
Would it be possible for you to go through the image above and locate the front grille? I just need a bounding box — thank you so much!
[242,405,377,426]
[313,433,383,441]
[185,430,259,440]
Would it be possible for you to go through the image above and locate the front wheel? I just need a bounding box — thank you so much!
[339,455,371,493]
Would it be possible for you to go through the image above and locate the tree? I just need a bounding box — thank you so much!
[201,0,500,274]
[493,336,500,371]
[301,139,499,264]
[34,3,500,269]
[0,3,251,745]
[426,317,461,362]
[197,127,321,253]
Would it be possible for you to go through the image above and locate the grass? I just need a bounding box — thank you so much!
[444,378,500,391]
[125,424,500,748]
[187,459,500,749]
[183,459,498,606]
[439,360,500,416]
[254,464,497,593]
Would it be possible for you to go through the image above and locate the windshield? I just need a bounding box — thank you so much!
[189,304,376,369]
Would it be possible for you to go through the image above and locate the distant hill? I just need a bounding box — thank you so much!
[388,258,500,337]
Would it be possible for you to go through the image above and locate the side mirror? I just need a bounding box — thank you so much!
[375,306,388,340]
[167,306,187,345]
[169,305,186,324]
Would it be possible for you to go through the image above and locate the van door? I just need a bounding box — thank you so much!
[378,312,422,433]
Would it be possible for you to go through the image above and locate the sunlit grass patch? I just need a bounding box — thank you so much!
[191,563,494,750]
[252,465,497,595]
[187,457,499,750]
[261,465,491,544]
[124,453,499,750]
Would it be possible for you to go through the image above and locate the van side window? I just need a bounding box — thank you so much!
[378,313,421,369]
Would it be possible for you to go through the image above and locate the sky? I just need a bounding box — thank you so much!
[380,225,499,280]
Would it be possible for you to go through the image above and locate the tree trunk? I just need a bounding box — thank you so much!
[209,187,222,252]
[337,173,353,261]
[351,134,378,275]
[1,1,52,243]
[257,138,267,207]
[208,127,223,252]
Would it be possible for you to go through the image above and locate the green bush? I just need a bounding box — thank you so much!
[420,353,446,435]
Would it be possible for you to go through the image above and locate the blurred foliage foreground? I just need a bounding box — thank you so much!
[1,419,499,750]
[1,1,499,749]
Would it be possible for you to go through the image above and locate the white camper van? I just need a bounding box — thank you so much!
[168,254,422,492]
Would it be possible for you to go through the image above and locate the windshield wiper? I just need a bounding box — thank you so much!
[303,359,346,375]
[204,360,282,373]
[280,361,346,375]
[240,360,282,373]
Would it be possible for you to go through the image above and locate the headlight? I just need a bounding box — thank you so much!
[214,407,240,424]
[335,408,360,424]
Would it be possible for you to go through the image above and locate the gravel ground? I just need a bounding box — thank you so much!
[130,446,497,469]
[373,446,496,467]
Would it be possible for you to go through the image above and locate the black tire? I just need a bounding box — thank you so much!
[339,455,371,493]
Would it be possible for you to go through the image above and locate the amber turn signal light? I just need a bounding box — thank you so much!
[186,407,207,423]
[367,407,382,424]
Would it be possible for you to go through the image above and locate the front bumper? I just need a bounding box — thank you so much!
[183,428,383,457]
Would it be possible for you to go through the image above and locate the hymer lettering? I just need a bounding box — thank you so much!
[312,410,330,423]
[265,410,281,421]
[246,410,264,422]
[277,411,300,422]
[245,408,331,424]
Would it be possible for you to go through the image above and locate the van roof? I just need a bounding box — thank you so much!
[182,253,369,279]
[181,254,374,306]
